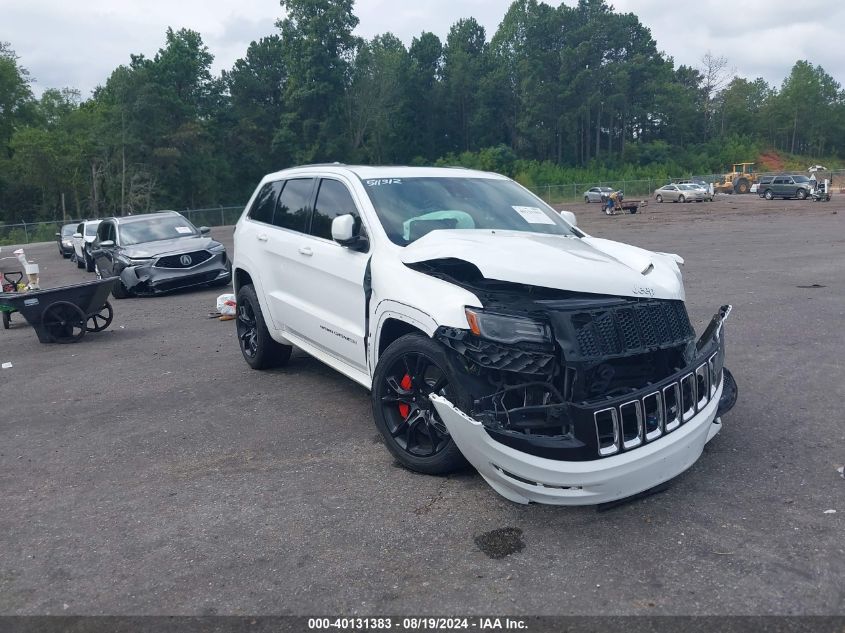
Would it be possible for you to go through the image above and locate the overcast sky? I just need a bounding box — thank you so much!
[3,0,843,97]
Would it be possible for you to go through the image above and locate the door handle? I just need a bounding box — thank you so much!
[256,234,268,242]
[298,246,313,256]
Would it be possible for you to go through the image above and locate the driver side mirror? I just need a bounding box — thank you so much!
[99,240,115,248]
[559,210,578,227]
[199,226,210,235]
[331,214,368,251]
[73,233,82,238]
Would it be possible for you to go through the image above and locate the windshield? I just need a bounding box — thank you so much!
[61,225,75,236]
[363,177,575,246]
[119,216,198,245]
[793,175,809,183]
[84,223,99,236]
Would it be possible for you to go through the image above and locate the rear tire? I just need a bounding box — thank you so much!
[656,195,663,203]
[372,333,469,475]
[764,189,774,200]
[235,284,292,370]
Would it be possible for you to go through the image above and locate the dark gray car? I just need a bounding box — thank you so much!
[91,212,231,298]
[758,174,811,200]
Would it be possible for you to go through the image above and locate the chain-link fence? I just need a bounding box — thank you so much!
[3,168,844,245]
[0,206,245,247]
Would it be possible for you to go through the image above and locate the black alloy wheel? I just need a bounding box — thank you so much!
[372,333,468,474]
[235,284,291,370]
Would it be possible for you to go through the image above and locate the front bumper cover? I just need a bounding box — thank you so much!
[120,252,231,295]
[431,305,736,505]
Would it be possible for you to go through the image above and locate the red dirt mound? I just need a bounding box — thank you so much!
[757,150,785,172]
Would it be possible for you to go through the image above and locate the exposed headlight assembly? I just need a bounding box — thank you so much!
[465,308,551,344]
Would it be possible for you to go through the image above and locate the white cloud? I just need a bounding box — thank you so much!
[3,0,842,97]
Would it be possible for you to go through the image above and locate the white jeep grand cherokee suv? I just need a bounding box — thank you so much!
[232,165,737,505]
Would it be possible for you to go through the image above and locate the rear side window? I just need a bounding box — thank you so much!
[248,181,282,224]
[97,222,115,243]
[310,179,361,241]
[273,178,314,232]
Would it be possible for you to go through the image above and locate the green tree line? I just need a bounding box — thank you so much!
[1,0,844,224]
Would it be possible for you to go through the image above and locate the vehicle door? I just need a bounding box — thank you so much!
[279,177,370,372]
[772,177,787,197]
[91,221,118,276]
[786,177,798,197]
[256,177,318,334]
[666,185,679,201]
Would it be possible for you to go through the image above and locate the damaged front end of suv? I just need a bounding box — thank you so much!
[405,257,737,506]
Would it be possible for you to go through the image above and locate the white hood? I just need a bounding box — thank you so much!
[399,230,684,301]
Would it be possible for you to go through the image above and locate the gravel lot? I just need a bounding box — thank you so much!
[1,193,843,615]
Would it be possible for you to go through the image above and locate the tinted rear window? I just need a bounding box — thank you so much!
[248,182,282,224]
[273,178,314,232]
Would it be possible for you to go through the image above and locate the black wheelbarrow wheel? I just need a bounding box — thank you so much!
[86,301,113,333]
[41,301,87,343]
[2,311,10,330]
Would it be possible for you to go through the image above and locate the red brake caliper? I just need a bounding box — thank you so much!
[398,373,412,419]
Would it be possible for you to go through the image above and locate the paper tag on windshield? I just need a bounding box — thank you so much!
[512,206,556,225]
[175,226,192,234]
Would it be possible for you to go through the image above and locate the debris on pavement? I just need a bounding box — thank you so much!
[1,362,12,369]
[823,509,836,514]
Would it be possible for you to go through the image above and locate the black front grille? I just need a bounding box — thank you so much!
[155,250,211,269]
[552,299,694,361]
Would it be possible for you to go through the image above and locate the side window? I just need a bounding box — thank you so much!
[96,222,110,242]
[273,178,315,232]
[310,179,361,241]
[247,181,282,224]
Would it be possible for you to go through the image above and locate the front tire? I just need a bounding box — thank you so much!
[235,284,292,370]
[372,333,469,475]
[84,251,95,272]
[75,252,85,269]
[679,195,686,203]
[796,189,807,200]
[584,196,590,203]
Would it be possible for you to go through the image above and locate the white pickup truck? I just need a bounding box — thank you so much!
[232,165,737,505]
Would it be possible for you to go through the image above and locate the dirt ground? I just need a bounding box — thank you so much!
[0,192,843,616]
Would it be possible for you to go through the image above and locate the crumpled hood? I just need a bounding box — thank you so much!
[122,236,221,259]
[399,230,684,300]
